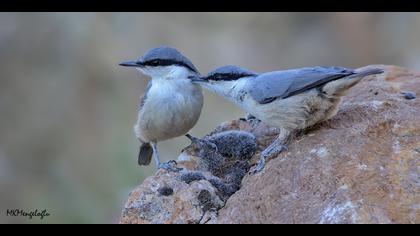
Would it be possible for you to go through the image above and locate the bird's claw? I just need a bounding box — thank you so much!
[245,114,262,127]
[250,157,267,175]
[250,144,288,175]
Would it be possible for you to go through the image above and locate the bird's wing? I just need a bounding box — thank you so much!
[247,66,354,104]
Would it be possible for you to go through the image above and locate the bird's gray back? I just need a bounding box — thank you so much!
[246,66,354,104]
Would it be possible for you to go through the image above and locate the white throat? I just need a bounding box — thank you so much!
[199,78,248,105]
[138,65,195,81]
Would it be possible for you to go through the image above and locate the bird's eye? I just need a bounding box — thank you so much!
[215,74,224,80]
[149,60,160,66]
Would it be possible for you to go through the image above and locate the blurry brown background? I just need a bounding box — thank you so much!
[0,12,419,223]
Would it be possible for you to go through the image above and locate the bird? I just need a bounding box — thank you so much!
[190,65,384,173]
[119,46,204,171]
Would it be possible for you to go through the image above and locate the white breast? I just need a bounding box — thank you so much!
[135,78,203,142]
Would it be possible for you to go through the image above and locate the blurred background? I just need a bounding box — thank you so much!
[0,12,419,223]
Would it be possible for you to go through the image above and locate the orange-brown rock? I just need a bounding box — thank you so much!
[119,169,225,224]
[216,65,420,224]
[120,65,420,224]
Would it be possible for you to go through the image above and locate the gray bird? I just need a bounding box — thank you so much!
[191,65,384,173]
[119,46,204,171]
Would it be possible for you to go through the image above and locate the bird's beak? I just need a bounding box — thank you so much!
[119,60,143,67]
[188,75,208,83]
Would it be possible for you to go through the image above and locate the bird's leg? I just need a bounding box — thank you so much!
[151,142,161,167]
[151,142,182,172]
[251,128,290,174]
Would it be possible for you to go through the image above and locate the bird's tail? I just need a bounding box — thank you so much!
[138,142,153,166]
[349,68,384,79]
[323,67,384,97]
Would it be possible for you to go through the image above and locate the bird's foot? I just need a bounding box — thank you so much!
[245,114,262,127]
[158,160,182,172]
[246,114,257,120]
[250,156,267,175]
[250,144,288,175]
[240,114,258,121]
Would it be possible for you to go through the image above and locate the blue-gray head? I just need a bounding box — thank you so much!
[203,65,257,82]
[120,46,199,79]
[189,65,258,102]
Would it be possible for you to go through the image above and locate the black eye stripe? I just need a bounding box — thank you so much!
[143,59,160,66]
[143,59,198,73]
[208,73,254,81]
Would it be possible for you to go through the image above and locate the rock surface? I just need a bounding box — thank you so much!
[120,65,420,224]
[119,170,224,224]
[119,131,257,224]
